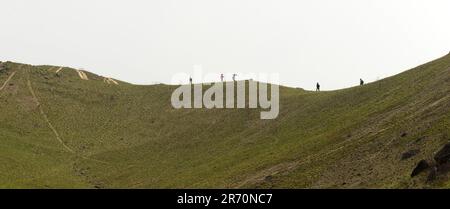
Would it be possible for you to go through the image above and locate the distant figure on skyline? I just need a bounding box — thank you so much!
[316,82,320,92]
[232,74,237,81]
[220,74,224,82]
[360,78,364,86]
[189,76,192,84]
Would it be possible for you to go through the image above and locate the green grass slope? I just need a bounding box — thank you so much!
[0,53,449,188]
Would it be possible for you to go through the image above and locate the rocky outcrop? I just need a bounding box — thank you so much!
[411,160,430,177]
[401,149,420,160]
[434,143,450,165]
[411,142,450,182]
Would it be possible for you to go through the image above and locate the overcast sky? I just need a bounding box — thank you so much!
[1,0,449,90]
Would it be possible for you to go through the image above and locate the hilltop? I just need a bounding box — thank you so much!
[0,53,449,188]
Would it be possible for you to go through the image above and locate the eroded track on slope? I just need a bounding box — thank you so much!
[0,71,17,91]
[26,73,109,165]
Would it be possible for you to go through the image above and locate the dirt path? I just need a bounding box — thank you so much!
[0,71,17,91]
[104,77,119,85]
[55,67,63,74]
[26,77,109,165]
[77,70,89,80]
[27,79,76,153]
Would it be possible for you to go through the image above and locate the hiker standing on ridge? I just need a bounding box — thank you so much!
[360,78,364,86]
[220,74,224,82]
[189,77,193,84]
[232,74,237,81]
[316,82,320,92]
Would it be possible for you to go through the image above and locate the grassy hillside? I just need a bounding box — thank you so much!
[0,53,449,188]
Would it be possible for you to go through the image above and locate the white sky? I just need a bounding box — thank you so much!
[1,0,449,90]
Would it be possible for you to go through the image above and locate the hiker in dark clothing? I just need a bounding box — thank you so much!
[316,82,320,92]
[360,78,364,86]
[189,77,193,84]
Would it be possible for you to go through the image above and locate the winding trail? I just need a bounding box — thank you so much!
[27,79,76,154]
[0,72,17,91]
[27,77,109,165]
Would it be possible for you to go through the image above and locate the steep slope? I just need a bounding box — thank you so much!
[0,53,449,188]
